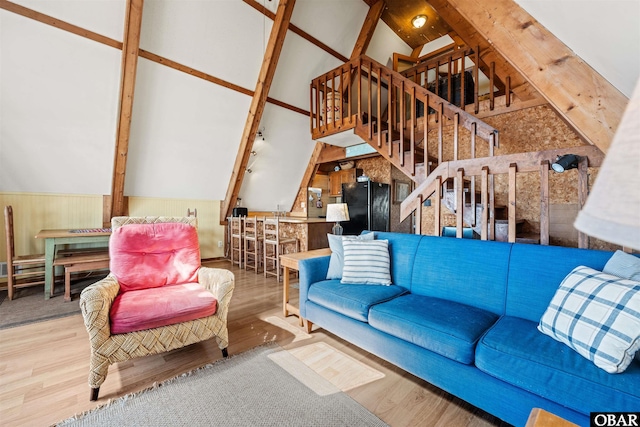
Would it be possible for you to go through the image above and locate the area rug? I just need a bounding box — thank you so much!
[56,343,389,427]
[0,275,105,330]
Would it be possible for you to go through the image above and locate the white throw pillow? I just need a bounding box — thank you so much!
[538,265,640,373]
[326,232,374,280]
[340,239,391,285]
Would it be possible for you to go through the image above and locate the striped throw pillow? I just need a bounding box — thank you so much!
[538,265,640,373]
[341,239,391,285]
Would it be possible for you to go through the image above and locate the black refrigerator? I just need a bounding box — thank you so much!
[341,181,390,235]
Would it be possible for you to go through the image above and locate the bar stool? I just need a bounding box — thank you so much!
[263,217,299,282]
[229,216,243,268]
[243,216,263,273]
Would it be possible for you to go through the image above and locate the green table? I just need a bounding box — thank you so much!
[35,229,111,299]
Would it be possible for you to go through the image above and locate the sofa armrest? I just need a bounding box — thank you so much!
[298,255,330,317]
[198,267,235,320]
[79,274,120,351]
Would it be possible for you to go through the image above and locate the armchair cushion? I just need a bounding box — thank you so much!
[110,223,201,292]
[110,282,218,334]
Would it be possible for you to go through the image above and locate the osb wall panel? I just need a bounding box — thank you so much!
[418,105,618,250]
[355,156,390,183]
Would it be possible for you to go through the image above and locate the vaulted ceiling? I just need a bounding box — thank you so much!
[0,0,637,220]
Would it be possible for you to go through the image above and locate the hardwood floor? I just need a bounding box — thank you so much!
[0,260,510,427]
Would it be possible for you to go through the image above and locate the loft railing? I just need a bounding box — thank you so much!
[310,55,499,182]
[399,46,508,114]
[400,145,604,247]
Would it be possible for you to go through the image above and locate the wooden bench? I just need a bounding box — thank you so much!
[53,253,110,302]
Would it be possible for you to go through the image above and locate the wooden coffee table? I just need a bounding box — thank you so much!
[280,248,331,326]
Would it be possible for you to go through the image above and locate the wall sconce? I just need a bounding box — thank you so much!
[412,14,427,29]
[256,127,265,140]
[251,150,257,156]
[246,168,252,174]
[551,154,579,173]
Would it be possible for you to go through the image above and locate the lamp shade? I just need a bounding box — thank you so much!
[574,77,640,250]
[326,203,350,222]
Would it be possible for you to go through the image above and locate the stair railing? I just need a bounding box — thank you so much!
[310,55,499,182]
[401,145,604,247]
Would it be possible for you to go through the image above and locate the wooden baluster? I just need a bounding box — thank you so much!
[447,57,453,105]
[577,157,589,249]
[388,74,393,157]
[400,80,405,166]
[470,123,477,226]
[456,168,465,238]
[410,86,416,175]
[348,64,353,125]
[481,167,489,241]
[474,46,480,114]
[377,65,382,148]
[460,53,466,111]
[438,103,443,164]
[540,160,550,245]
[357,59,362,124]
[309,83,314,133]
[453,113,459,161]
[435,175,442,237]
[414,194,422,235]
[435,61,440,98]
[489,61,495,111]
[506,76,511,108]
[367,61,372,139]
[508,163,517,243]
[323,74,328,132]
[423,94,429,179]
[340,66,345,128]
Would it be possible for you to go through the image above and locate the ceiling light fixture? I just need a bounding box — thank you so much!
[412,14,427,29]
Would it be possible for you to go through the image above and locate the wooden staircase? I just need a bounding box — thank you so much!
[310,54,605,248]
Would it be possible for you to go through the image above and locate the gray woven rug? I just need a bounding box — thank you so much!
[56,343,389,427]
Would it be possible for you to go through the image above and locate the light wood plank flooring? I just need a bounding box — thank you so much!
[0,260,510,427]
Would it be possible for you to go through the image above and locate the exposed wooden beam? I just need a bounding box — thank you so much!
[351,0,385,58]
[110,0,143,218]
[292,142,325,212]
[317,144,347,163]
[242,0,348,63]
[0,0,122,49]
[441,0,626,152]
[222,0,296,222]
[0,0,307,117]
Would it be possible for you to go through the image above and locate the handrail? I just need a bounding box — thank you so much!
[400,145,604,245]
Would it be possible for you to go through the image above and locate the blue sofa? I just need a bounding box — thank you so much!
[298,232,640,427]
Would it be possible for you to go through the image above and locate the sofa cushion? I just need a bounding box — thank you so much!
[326,232,375,279]
[307,279,407,322]
[538,266,640,373]
[476,316,640,414]
[369,294,499,364]
[110,222,201,292]
[110,282,217,334]
[603,250,640,281]
[341,239,391,285]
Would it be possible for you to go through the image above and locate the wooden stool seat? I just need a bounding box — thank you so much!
[263,217,299,282]
[244,217,263,273]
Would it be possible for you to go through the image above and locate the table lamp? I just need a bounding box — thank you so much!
[326,203,350,235]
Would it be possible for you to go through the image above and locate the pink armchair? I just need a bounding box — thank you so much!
[80,216,234,401]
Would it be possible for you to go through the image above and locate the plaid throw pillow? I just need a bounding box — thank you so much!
[341,239,392,285]
[538,266,640,373]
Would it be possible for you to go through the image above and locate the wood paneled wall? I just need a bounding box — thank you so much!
[0,193,225,267]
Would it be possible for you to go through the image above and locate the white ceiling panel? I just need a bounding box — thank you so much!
[268,30,345,111]
[124,58,251,200]
[239,103,317,211]
[0,11,120,194]
[366,21,413,67]
[140,0,270,91]
[11,0,125,42]
[290,0,369,59]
